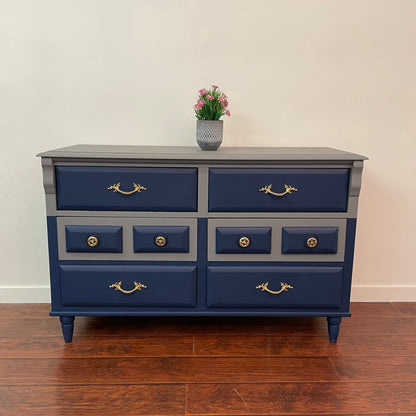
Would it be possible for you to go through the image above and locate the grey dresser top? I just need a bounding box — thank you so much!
[38,145,367,162]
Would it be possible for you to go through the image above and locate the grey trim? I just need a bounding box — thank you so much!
[49,210,358,219]
[207,218,346,262]
[37,145,368,161]
[57,217,198,261]
[198,166,209,216]
[41,158,55,194]
[349,161,365,197]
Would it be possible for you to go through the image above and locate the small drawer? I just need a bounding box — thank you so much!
[282,227,338,254]
[56,166,198,211]
[59,265,197,307]
[133,226,189,253]
[207,266,343,309]
[216,227,271,254]
[65,225,123,253]
[208,168,349,212]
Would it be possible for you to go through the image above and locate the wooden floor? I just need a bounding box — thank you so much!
[0,303,415,415]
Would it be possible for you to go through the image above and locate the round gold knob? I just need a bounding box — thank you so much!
[87,236,98,247]
[239,236,250,248]
[306,237,318,248]
[155,236,167,247]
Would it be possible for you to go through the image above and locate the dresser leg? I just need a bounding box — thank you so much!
[60,316,75,343]
[327,317,342,343]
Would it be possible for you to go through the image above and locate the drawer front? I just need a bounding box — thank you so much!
[207,266,343,309]
[208,168,349,212]
[208,219,346,262]
[282,227,338,254]
[56,166,198,211]
[65,225,123,253]
[216,227,271,254]
[133,226,189,253]
[59,265,197,307]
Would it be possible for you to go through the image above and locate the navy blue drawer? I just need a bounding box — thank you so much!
[56,166,198,211]
[208,168,349,212]
[207,266,343,308]
[282,227,338,254]
[65,225,123,253]
[216,227,271,254]
[133,226,189,253]
[59,265,197,307]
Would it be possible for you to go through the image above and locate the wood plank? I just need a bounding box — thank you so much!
[0,336,194,358]
[194,335,269,356]
[186,382,416,415]
[0,357,339,385]
[269,335,416,357]
[331,356,416,381]
[194,335,416,357]
[313,317,416,337]
[0,304,50,320]
[0,384,185,416]
[393,302,416,316]
[350,302,405,317]
[35,316,320,338]
[0,320,42,338]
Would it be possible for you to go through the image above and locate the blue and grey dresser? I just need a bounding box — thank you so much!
[38,145,367,342]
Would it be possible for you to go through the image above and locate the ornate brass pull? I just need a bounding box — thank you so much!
[256,282,293,295]
[109,281,147,294]
[107,183,147,195]
[86,236,98,247]
[307,237,318,248]
[155,236,167,247]
[258,184,298,197]
[239,236,250,248]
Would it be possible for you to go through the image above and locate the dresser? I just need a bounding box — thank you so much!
[38,145,367,342]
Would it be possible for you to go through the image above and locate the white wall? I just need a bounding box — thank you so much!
[1,0,415,302]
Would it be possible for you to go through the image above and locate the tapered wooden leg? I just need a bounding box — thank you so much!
[59,316,75,343]
[327,317,342,343]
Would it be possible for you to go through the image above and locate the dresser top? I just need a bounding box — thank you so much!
[37,145,367,161]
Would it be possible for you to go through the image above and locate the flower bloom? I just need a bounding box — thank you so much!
[218,96,224,103]
[206,95,214,100]
[212,85,218,89]
[199,88,208,95]
[198,99,205,106]
[194,104,201,110]
[226,110,231,116]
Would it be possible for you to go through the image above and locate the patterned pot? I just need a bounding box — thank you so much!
[196,120,223,150]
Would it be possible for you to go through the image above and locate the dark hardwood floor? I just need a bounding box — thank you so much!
[0,303,415,415]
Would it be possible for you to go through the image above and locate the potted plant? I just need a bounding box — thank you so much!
[194,85,230,150]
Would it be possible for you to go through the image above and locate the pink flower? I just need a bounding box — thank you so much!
[194,104,201,110]
[212,85,218,89]
[218,96,224,103]
[206,95,214,100]
[199,88,208,95]
[198,99,205,106]
[225,110,230,116]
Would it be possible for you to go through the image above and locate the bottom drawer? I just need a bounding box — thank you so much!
[207,266,343,309]
[59,265,197,307]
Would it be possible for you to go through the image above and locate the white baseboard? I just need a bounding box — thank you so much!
[0,286,51,303]
[0,285,415,303]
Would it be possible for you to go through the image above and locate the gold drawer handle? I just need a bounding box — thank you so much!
[239,236,250,248]
[86,235,98,247]
[307,237,318,248]
[108,182,147,195]
[256,282,293,295]
[258,184,298,197]
[109,281,147,294]
[155,236,167,247]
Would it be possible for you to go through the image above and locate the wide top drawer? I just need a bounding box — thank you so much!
[56,166,198,211]
[208,168,349,212]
